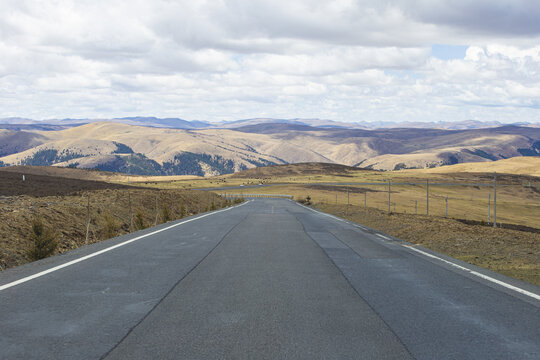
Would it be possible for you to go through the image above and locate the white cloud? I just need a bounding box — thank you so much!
[0,0,539,123]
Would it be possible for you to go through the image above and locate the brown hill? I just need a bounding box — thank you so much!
[1,122,540,175]
[408,156,540,177]
[229,162,370,178]
[0,167,134,197]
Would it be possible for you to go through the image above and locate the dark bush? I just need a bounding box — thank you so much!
[26,218,57,261]
[160,204,171,223]
[134,210,146,230]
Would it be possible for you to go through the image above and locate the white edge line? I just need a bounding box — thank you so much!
[376,234,392,241]
[0,201,251,292]
[294,201,540,302]
[405,245,540,301]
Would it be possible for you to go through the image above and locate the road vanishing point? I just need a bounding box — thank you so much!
[1,199,539,359]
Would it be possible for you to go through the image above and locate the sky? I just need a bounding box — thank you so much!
[1,0,539,124]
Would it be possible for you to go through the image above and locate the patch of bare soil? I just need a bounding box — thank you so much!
[316,204,540,286]
[0,165,120,181]
[0,169,133,197]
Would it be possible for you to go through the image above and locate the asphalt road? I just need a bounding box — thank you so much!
[0,199,539,359]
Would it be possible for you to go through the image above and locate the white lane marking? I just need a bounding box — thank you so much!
[405,245,540,301]
[295,202,348,223]
[293,201,540,302]
[0,201,250,292]
[376,234,392,241]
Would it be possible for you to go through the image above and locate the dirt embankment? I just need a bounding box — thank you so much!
[316,204,540,287]
[0,168,133,196]
[0,171,229,271]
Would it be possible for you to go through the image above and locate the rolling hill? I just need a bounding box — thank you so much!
[1,122,540,176]
[410,156,540,177]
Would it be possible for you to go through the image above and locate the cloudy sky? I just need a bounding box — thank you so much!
[1,0,539,123]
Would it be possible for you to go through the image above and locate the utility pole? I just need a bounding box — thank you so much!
[388,180,391,213]
[493,172,497,228]
[426,179,430,216]
[347,188,350,206]
[335,193,337,205]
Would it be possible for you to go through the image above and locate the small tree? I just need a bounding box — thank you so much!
[102,213,117,240]
[27,218,57,261]
[180,202,186,218]
[160,204,171,223]
[306,195,311,205]
[134,210,146,230]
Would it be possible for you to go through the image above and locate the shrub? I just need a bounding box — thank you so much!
[180,203,186,218]
[102,213,117,240]
[26,218,57,261]
[134,210,146,230]
[160,204,171,223]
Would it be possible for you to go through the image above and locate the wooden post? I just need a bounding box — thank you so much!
[426,179,429,216]
[346,187,349,215]
[128,191,133,232]
[388,180,391,213]
[493,172,497,228]
[85,195,90,245]
[488,192,491,224]
[445,196,448,218]
[154,192,159,226]
[364,191,367,209]
[415,200,417,215]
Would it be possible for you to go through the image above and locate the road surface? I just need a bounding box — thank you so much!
[0,199,539,359]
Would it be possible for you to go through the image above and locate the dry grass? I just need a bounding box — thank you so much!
[210,169,540,229]
[0,188,230,271]
[410,156,540,177]
[315,204,540,286]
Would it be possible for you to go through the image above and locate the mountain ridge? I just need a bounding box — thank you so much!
[1,121,540,176]
[2,116,537,131]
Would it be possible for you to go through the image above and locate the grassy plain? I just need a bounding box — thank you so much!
[134,163,540,229]
[127,162,540,286]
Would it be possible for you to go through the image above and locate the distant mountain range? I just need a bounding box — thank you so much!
[1,120,540,176]
[1,116,535,131]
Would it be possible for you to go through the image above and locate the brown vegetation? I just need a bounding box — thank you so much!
[230,162,368,178]
[316,204,540,286]
[0,173,231,271]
